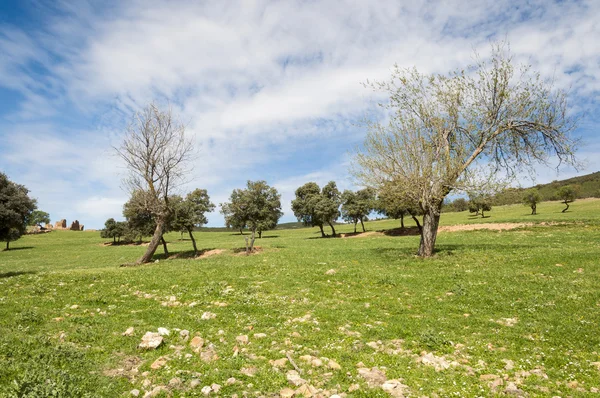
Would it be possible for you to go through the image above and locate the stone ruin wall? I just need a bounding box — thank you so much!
[49,219,84,231]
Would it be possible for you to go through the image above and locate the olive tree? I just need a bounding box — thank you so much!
[376,181,422,231]
[291,181,341,237]
[115,103,193,264]
[341,188,376,233]
[171,189,215,255]
[522,189,542,215]
[468,194,492,218]
[557,185,576,212]
[353,43,577,257]
[100,218,127,243]
[0,173,37,250]
[221,181,282,253]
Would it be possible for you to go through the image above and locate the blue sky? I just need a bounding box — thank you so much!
[0,0,599,229]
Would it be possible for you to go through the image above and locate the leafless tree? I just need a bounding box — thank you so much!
[116,103,193,264]
[353,42,578,257]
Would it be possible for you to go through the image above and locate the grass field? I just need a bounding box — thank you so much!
[1,199,600,397]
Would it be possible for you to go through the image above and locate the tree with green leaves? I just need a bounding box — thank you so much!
[522,189,542,215]
[557,185,576,213]
[221,199,247,235]
[376,181,421,230]
[0,173,37,250]
[318,181,342,236]
[122,190,156,244]
[341,188,376,233]
[221,181,282,253]
[354,43,577,256]
[28,210,50,228]
[468,194,492,218]
[172,189,215,255]
[291,182,326,237]
[100,218,127,243]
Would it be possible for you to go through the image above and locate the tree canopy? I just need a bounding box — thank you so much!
[341,188,376,233]
[353,43,578,256]
[291,181,341,237]
[28,210,50,228]
[171,189,215,255]
[100,218,127,243]
[557,185,577,212]
[522,189,542,215]
[0,173,37,250]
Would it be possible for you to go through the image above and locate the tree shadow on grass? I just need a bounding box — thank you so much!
[379,227,421,237]
[0,271,36,279]
[2,246,34,251]
[152,248,219,260]
[259,235,279,239]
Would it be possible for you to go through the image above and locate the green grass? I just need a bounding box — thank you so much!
[1,199,600,396]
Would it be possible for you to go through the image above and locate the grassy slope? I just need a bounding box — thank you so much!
[1,199,600,396]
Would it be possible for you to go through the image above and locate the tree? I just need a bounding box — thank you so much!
[172,189,215,255]
[557,185,576,212]
[0,173,37,250]
[115,103,193,264]
[100,218,127,243]
[318,181,342,236]
[447,198,468,212]
[341,188,376,233]
[221,200,247,235]
[353,43,577,257]
[522,189,541,215]
[123,190,156,244]
[468,194,492,218]
[291,182,327,237]
[376,181,421,230]
[28,210,50,228]
[221,181,282,253]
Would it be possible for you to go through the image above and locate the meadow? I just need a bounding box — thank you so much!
[1,199,600,397]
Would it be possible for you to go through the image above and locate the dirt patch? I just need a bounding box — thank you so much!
[233,246,264,256]
[340,231,383,238]
[438,223,533,232]
[196,249,225,259]
[103,355,143,380]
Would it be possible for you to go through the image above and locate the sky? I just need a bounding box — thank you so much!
[0,0,599,229]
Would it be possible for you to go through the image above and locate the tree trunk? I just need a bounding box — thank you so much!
[353,221,357,233]
[562,202,569,213]
[327,221,337,237]
[418,205,441,257]
[113,236,116,244]
[161,235,169,257]
[411,214,422,234]
[360,219,365,232]
[481,210,485,218]
[247,228,256,255]
[318,224,326,237]
[239,228,244,235]
[531,205,536,215]
[136,221,164,264]
[188,228,198,256]
[400,213,405,229]
[258,230,262,239]
[5,241,8,250]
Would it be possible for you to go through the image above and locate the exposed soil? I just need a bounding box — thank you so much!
[438,223,533,232]
[196,249,226,259]
[233,246,264,256]
[103,355,143,380]
[340,231,383,238]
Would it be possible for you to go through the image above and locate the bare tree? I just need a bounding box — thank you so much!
[354,43,578,257]
[116,103,193,264]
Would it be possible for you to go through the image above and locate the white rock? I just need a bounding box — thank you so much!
[211,383,221,393]
[180,329,190,340]
[236,335,249,345]
[190,379,201,388]
[201,385,212,395]
[138,332,163,349]
[201,312,217,320]
[130,389,140,397]
[253,333,267,339]
[325,269,336,275]
[157,327,170,336]
[122,327,135,336]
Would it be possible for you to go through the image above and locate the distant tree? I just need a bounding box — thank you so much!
[353,43,578,257]
[123,190,156,244]
[376,182,421,230]
[451,198,469,212]
[172,189,215,255]
[341,188,376,233]
[28,210,50,228]
[115,103,193,264]
[221,198,247,235]
[221,181,282,253]
[557,185,576,212]
[100,218,126,243]
[318,181,342,236]
[291,182,326,237]
[522,189,542,215]
[0,173,37,250]
[468,195,492,218]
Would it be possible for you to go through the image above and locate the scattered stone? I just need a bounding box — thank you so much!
[201,312,217,320]
[139,332,163,350]
[241,366,258,377]
[226,377,237,385]
[357,367,387,388]
[211,383,222,393]
[504,382,524,395]
[142,379,152,388]
[190,379,201,388]
[311,358,323,367]
[254,333,267,339]
[286,370,307,386]
[53,317,63,322]
[190,336,205,351]
[503,359,515,370]
[419,352,451,371]
[179,329,190,340]
[130,389,140,397]
[480,374,501,381]
[200,344,218,362]
[123,327,135,336]
[169,377,182,387]
[496,317,518,327]
[145,386,167,397]
[236,335,249,345]
[300,355,314,363]
[150,356,169,370]
[295,384,318,396]
[348,384,360,392]
[157,327,170,336]
[291,332,302,338]
[325,269,336,275]
[270,358,288,368]
[280,388,295,398]
[70,305,79,309]
[201,385,212,395]
[382,379,410,397]
[328,360,341,370]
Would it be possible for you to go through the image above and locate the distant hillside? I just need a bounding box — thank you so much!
[494,171,600,205]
